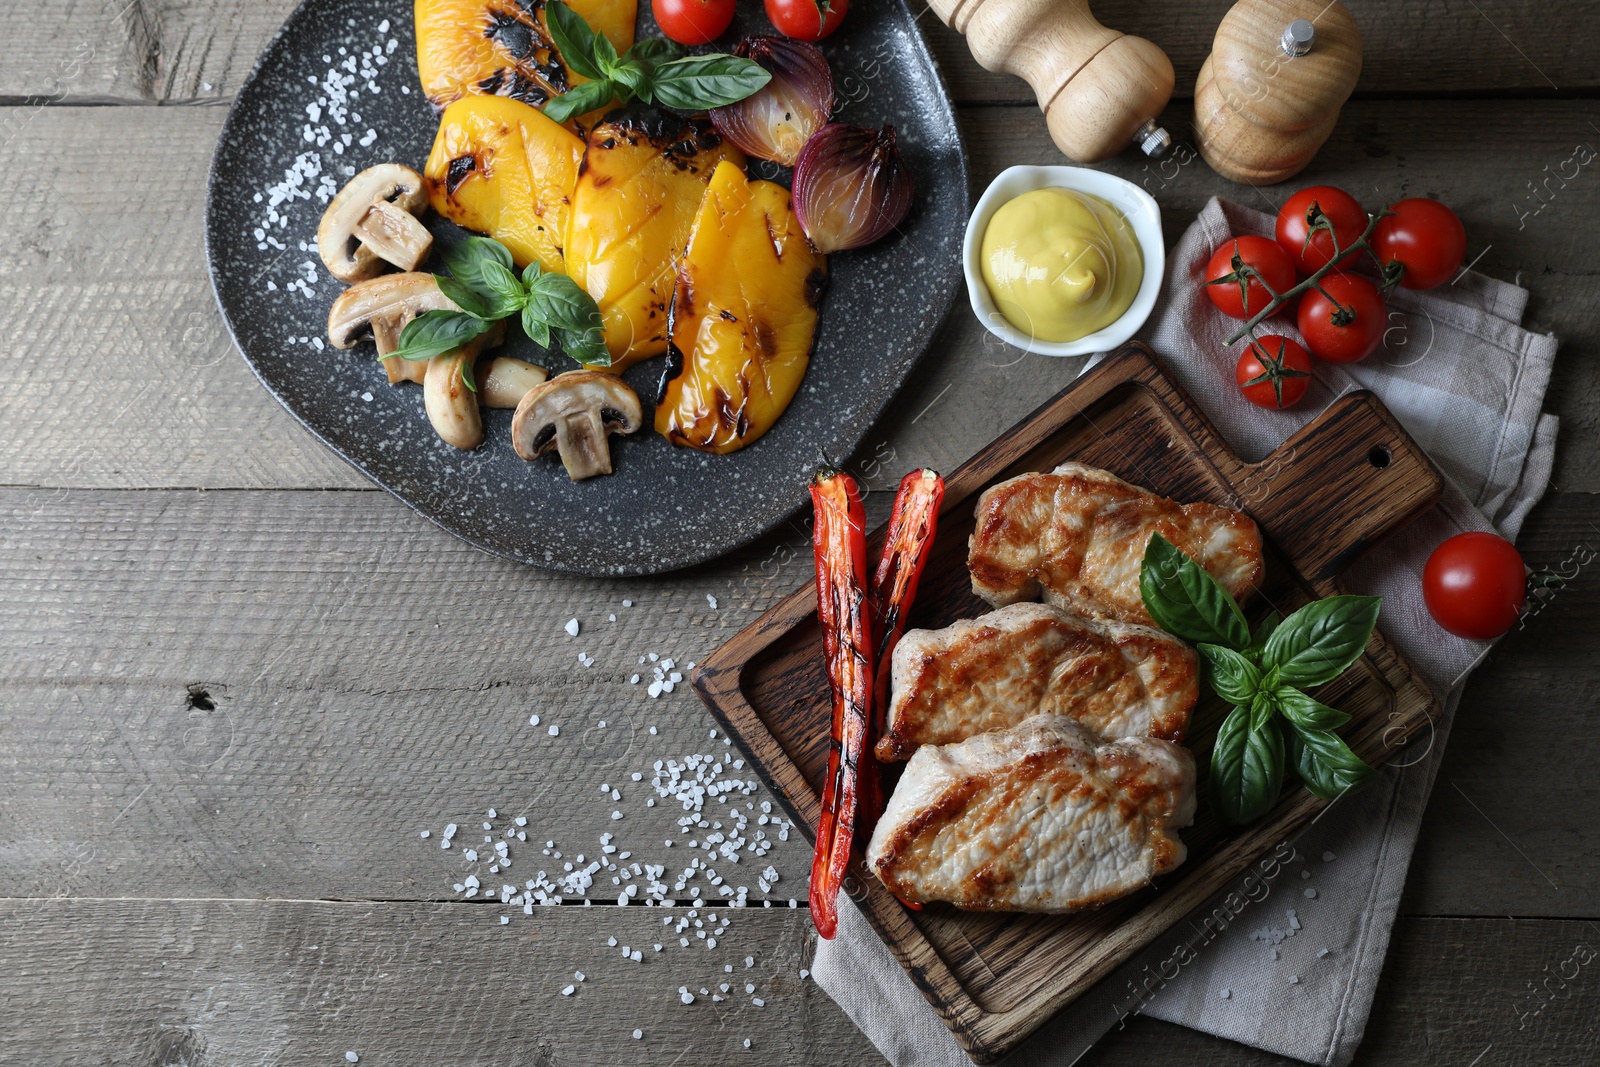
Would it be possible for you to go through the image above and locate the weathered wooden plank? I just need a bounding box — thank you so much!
[1,99,1594,493]
[1,487,1596,915]
[922,1,1600,102]
[1403,496,1600,917]
[0,898,877,1066]
[1079,918,1600,1066]
[4,0,1598,104]
[0,485,824,901]
[0,903,1591,1066]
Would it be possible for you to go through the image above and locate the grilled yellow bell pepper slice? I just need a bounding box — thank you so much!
[423,95,584,274]
[564,110,744,372]
[415,0,636,119]
[655,160,827,454]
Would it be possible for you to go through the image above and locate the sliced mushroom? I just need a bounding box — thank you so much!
[327,272,459,385]
[317,164,433,282]
[511,371,643,481]
[424,321,507,450]
[478,357,550,409]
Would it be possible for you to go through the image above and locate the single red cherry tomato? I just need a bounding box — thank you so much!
[1276,185,1367,274]
[1423,532,1526,640]
[1204,236,1298,320]
[765,0,849,40]
[1235,336,1313,410]
[1298,273,1386,363]
[1371,198,1468,290]
[654,0,737,45]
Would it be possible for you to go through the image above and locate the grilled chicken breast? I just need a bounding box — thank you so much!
[877,603,1198,761]
[968,462,1263,626]
[867,716,1196,913]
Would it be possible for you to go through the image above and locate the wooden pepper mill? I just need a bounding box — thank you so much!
[925,0,1175,163]
[1194,0,1362,184]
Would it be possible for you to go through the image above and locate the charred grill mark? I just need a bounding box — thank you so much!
[718,308,737,323]
[657,343,685,405]
[505,75,551,106]
[445,155,477,196]
[751,318,777,360]
[804,267,829,310]
[483,9,538,60]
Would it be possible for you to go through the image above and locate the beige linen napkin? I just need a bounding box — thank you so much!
[813,197,1559,1066]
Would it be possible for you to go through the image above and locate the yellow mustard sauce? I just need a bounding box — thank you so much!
[979,188,1143,343]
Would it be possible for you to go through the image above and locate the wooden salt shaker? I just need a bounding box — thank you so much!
[925,0,1175,163]
[1194,0,1363,184]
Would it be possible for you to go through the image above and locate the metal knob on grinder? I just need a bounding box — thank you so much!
[925,0,1175,164]
[1194,0,1363,184]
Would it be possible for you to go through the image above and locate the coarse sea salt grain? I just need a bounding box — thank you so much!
[565,618,580,637]
[346,1054,359,1064]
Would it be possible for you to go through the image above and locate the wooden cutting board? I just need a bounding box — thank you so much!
[691,343,1443,1063]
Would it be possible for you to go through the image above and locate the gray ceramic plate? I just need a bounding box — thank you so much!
[207,0,968,575]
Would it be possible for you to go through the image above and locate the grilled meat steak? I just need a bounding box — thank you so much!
[968,462,1263,625]
[877,603,1198,761]
[866,716,1196,913]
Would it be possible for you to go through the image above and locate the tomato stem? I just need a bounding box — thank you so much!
[1223,209,1395,347]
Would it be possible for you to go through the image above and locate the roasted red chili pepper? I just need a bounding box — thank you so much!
[807,466,874,940]
[860,468,945,845]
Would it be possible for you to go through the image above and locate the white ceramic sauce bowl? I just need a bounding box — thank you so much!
[962,165,1165,358]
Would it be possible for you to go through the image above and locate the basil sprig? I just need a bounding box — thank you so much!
[1139,533,1380,824]
[386,236,610,377]
[543,1,770,123]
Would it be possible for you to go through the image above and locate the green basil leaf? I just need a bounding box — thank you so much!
[1262,595,1381,688]
[593,33,620,74]
[387,310,492,363]
[649,54,771,111]
[1251,609,1282,649]
[628,36,684,63]
[1286,721,1373,801]
[439,236,514,293]
[480,259,530,315]
[435,274,494,319]
[521,304,552,349]
[1275,687,1352,731]
[1139,533,1252,650]
[521,261,543,287]
[527,271,604,332]
[1198,644,1262,706]
[544,77,619,124]
[608,57,651,97]
[545,0,604,80]
[1211,703,1284,825]
[558,325,611,368]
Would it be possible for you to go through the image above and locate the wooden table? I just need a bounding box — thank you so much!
[2,2,1596,1064]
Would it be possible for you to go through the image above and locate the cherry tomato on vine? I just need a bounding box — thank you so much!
[1371,198,1467,290]
[1298,273,1386,363]
[765,0,849,41]
[1235,336,1313,410]
[1423,532,1526,640]
[1204,236,1298,320]
[654,0,736,45]
[1276,185,1367,274]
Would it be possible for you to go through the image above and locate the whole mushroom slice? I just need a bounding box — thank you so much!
[511,372,643,481]
[477,357,550,409]
[424,320,506,450]
[318,164,433,282]
[327,272,460,385]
